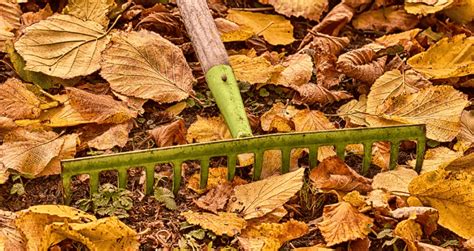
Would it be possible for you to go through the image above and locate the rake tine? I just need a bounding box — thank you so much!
[389,140,401,170]
[362,142,373,175]
[227,154,237,181]
[172,160,182,195]
[281,147,291,174]
[199,158,210,189]
[253,150,264,180]
[144,163,155,194]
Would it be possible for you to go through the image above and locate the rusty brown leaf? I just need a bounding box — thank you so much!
[195,183,233,214]
[181,211,246,236]
[83,121,133,150]
[148,119,187,147]
[337,47,386,83]
[20,3,52,27]
[0,78,41,120]
[292,83,353,105]
[314,3,355,36]
[352,6,419,33]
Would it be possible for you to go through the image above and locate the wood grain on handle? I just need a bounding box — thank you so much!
[177,0,228,73]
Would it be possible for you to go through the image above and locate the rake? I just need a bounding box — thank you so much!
[61,0,426,204]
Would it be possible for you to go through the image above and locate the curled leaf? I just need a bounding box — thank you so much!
[148,119,187,147]
[337,48,386,83]
[258,0,328,21]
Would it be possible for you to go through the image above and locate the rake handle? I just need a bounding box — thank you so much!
[177,0,228,73]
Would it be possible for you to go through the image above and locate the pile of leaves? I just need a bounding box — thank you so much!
[0,0,473,249]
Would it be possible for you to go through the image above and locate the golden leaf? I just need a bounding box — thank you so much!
[0,209,26,251]
[0,78,41,120]
[0,129,78,178]
[186,116,231,143]
[227,168,304,220]
[318,202,373,246]
[260,102,298,132]
[67,87,136,124]
[407,147,463,173]
[229,54,274,84]
[367,85,469,142]
[394,218,423,251]
[259,0,328,21]
[270,53,313,87]
[148,119,187,147]
[293,246,335,251]
[239,220,308,250]
[292,83,353,105]
[336,47,386,83]
[407,34,474,79]
[216,18,254,42]
[187,167,247,194]
[343,191,366,208]
[375,28,422,48]
[101,30,194,103]
[309,156,372,193]
[366,189,391,208]
[409,168,474,238]
[337,95,368,126]
[226,10,294,45]
[39,96,91,127]
[14,14,110,79]
[366,69,431,115]
[40,217,139,251]
[352,6,419,33]
[444,0,474,23]
[404,0,454,15]
[63,0,115,27]
[181,211,246,236]
[86,121,133,150]
[372,166,418,193]
[391,206,439,236]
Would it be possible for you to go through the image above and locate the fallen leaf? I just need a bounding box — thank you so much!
[63,0,114,27]
[112,91,146,115]
[375,29,423,52]
[292,83,353,105]
[216,18,254,42]
[260,102,298,132]
[186,116,231,143]
[391,206,439,236]
[318,202,373,246]
[229,54,274,84]
[85,121,133,150]
[100,30,194,103]
[0,209,26,251]
[394,218,423,251]
[337,95,368,126]
[309,156,372,193]
[0,78,41,120]
[0,29,14,52]
[41,217,138,250]
[366,189,391,208]
[293,246,335,251]
[455,110,474,151]
[367,85,469,142]
[247,206,288,225]
[148,119,187,147]
[181,211,246,236]
[404,0,454,15]
[226,10,295,45]
[372,166,418,193]
[407,147,463,173]
[0,116,17,137]
[313,3,355,36]
[0,0,21,32]
[0,129,78,178]
[39,96,92,127]
[352,6,419,33]
[343,190,367,208]
[187,167,246,193]
[407,34,474,79]
[14,14,110,79]
[445,153,474,172]
[465,238,474,249]
[137,9,185,38]
[239,220,308,250]
[67,87,136,124]
[337,47,386,83]
[154,187,177,210]
[270,53,313,87]
[20,3,53,27]
[195,183,233,213]
[349,238,371,251]
[417,242,453,250]
[409,168,474,238]
[227,168,304,219]
[259,0,328,21]
[444,0,474,23]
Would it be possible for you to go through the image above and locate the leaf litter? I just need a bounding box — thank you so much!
[0,0,473,249]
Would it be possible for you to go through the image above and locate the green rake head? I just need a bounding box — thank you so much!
[61,124,426,204]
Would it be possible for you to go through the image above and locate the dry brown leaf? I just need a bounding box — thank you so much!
[39,96,92,127]
[292,83,353,105]
[367,85,469,142]
[366,189,391,208]
[181,211,246,236]
[0,209,26,251]
[0,116,17,137]
[227,168,304,220]
[465,238,474,249]
[394,218,423,251]
[229,54,274,84]
[0,78,41,120]
[318,202,373,246]
[14,14,110,79]
[391,206,439,236]
[337,95,368,126]
[409,168,474,239]
[63,0,114,27]
[239,220,308,250]
[416,242,452,250]
[444,0,474,23]
[366,69,431,115]
[293,246,335,251]
[216,18,254,42]
[260,102,298,132]
[352,6,419,33]
[408,147,463,173]
[0,29,14,52]
[404,0,454,15]
[349,238,371,251]
[455,110,474,151]
[148,119,187,147]
[337,48,386,83]
[101,30,194,103]
[313,3,355,36]
[20,3,53,27]
[407,34,474,79]
[0,129,78,178]
[270,53,313,87]
[67,87,136,124]
[247,206,288,225]
[372,166,418,193]
[195,183,233,214]
[375,29,422,51]
[0,0,21,31]
[226,10,294,45]
[309,156,372,193]
[186,116,231,143]
[112,91,146,115]
[85,121,133,150]
[137,10,185,38]
[259,0,328,21]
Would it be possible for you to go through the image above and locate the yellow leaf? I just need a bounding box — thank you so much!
[394,218,423,251]
[0,29,14,53]
[63,0,115,27]
[404,0,454,15]
[343,191,366,208]
[215,18,254,42]
[444,0,474,23]
[187,167,246,194]
[14,14,110,79]
[409,168,474,238]
[337,95,368,126]
[227,168,304,220]
[259,0,328,21]
[318,202,373,246]
[351,6,419,33]
[407,34,474,79]
[164,101,187,117]
[375,28,422,48]
[40,217,139,251]
[67,87,136,124]
[0,78,41,120]
[372,166,418,193]
[181,211,246,236]
[186,116,231,143]
[367,85,469,142]
[101,30,194,103]
[229,54,274,84]
[226,10,294,45]
[39,97,92,127]
[239,220,308,250]
[407,147,463,173]
[270,53,313,87]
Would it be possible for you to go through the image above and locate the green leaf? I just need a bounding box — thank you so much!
[10,183,25,195]
[154,187,177,210]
